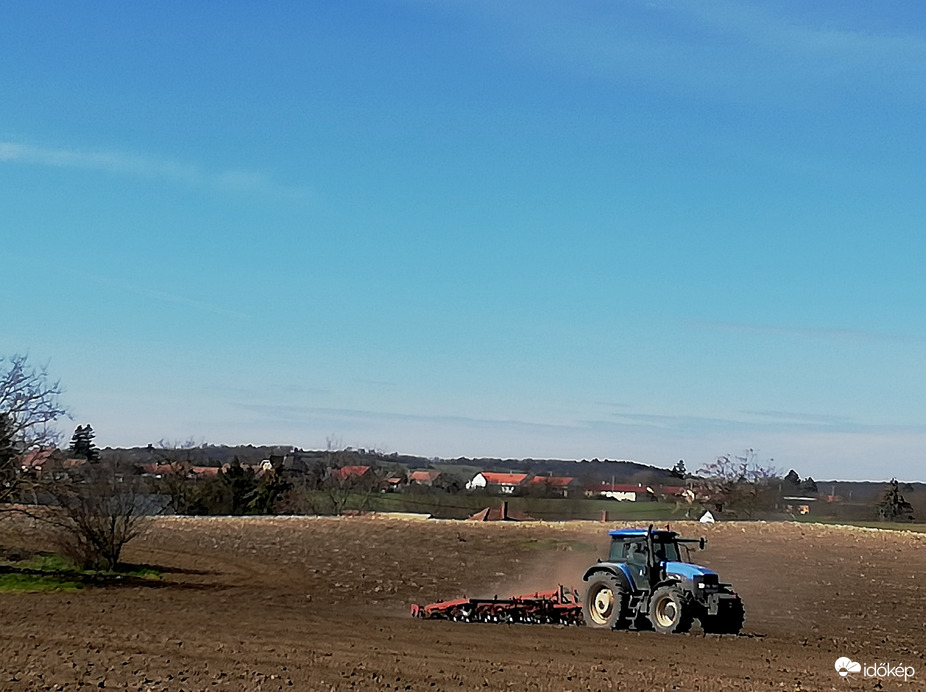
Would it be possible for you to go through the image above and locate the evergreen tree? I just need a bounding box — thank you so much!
[220,458,258,515]
[0,413,16,461]
[69,424,100,462]
[799,476,818,493]
[878,478,914,521]
[0,413,19,490]
[670,460,687,480]
[784,469,801,486]
[69,425,85,456]
[248,468,291,514]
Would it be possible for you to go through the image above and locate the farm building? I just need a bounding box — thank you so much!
[586,482,654,501]
[408,470,442,486]
[330,465,371,481]
[525,475,578,497]
[465,472,529,494]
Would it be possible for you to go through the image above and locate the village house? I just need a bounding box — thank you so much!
[330,465,371,481]
[20,448,86,479]
[525,475,578,497]
[465,472,529,494]
[20,448,59,474]
[585,482,655,502]
[408,470,442,486]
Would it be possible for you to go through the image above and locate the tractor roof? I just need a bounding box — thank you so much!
[608,528,677,539]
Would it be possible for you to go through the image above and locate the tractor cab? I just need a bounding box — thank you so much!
[605,528,686,591]
[608,529,684,564]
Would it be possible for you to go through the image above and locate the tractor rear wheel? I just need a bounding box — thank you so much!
[700,598,745,634]
[582,574,627,629]
[648,586,693,634]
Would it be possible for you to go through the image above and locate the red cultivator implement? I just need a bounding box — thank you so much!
[410,585,583,625]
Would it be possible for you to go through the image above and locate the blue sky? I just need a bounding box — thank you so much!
[2,1,925,480]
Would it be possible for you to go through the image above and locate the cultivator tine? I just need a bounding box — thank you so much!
[410,585,583,626]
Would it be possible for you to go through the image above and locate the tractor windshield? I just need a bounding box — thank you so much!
[652,539,681,562]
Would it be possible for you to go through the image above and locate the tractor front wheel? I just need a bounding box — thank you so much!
[648,586,693,634]
[582,574,627,629]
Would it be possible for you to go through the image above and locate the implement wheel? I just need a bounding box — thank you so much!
[648,586,693,634]
[582,574,627,629]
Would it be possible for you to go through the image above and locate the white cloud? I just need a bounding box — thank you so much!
[0,140,311,200]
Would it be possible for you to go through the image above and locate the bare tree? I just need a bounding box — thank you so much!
[0,413,21,505]
[322,452,365,515]
[320,442,384,515]
[276,472,326,515]
[0,354,68,448]
[151,460,196,515]
[149,439,206,515]
[40,457,153,571]
[698,449,780,519]
[0,354,69,508]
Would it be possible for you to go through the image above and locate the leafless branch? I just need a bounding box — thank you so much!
[0,354,69,448]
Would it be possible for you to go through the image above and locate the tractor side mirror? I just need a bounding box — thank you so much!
[699,537,706,550]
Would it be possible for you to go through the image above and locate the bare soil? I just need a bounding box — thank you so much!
[1,517,924,691]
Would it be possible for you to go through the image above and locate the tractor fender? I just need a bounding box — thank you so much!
[652,576,683,591]
[652,576,694,599]
[582,563,634,592]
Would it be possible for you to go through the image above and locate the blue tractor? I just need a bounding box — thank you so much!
[581,526,744,634]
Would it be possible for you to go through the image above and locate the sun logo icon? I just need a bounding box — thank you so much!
[835,657,862,678]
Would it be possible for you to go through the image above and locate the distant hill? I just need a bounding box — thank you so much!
[814,480,924,502]
[102,444,274,467]
[101,444,676,485]
[432,457,675,484]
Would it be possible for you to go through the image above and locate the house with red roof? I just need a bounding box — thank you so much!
[405,470,461,493]
[383,476,404,492]
[330,465,371,481]
[20,448,57,472]
[20,448,85,477]
[191,466,222,478]
[465,472,529,495]
[140,463,180,477]
[408,470,442,486]
[525,475,579,497]
[654,485,694,502]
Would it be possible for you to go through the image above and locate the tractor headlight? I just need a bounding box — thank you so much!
[692,574,719,591]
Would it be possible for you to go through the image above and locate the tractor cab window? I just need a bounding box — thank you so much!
[609,536,682,563]
[610,539,642,562]
[626,542,646,564]
[653,540,681,562]
[610,539,650,563]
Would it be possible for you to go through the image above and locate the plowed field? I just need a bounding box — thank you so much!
[1,517,924,691]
